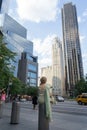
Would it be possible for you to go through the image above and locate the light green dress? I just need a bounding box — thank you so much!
[44,84,52,121]
[38,84,52,121]
[38,84,52,130]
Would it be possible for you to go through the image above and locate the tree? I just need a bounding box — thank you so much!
[0,31,16,88]
[26,87,38,96]
[10,77,26,95]
[74,78,87,96]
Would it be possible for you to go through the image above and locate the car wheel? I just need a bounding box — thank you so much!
[78,101,82,105]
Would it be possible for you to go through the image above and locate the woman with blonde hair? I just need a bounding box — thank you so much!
[38,76,52,130]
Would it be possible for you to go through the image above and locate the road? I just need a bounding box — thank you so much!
[52,100,87,115]
[20,100,87,116]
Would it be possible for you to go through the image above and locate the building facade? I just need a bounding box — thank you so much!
[17,52,38,87]
[2,14,27,38]
[0,0,9,14]
[1,14,33,76]
[0,0,2,12]
[52,37,65,96]
[0,1,38,86]
[62,3,83,95]
[41,37,65,96]
[41,66,52,86]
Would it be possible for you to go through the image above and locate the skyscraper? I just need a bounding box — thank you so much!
[0,0,10,13]
[52,37,65,96]
[41,37,65,96]
[0,0,2,12]
[0,1,38,86]
[17,52,38,87]
[2,14,33,76]
[41,66,52,86]
[62,3,83,95]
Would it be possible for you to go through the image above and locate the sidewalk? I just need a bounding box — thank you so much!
[0,102,62,130]
[0,103,38,130]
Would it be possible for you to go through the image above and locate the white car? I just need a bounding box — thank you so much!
[56,96,64,102]
[20,98,27,102]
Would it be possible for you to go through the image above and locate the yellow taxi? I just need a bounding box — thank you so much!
[76,94,87,105]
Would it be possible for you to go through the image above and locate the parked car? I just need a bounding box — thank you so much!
[56,96,64,102]
[76,94,87,105]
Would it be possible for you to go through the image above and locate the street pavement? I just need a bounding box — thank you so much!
[0,101,87,130]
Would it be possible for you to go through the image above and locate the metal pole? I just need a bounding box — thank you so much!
[7,81,12,102]
[7,85,10,98]
[0,101,3,118]
[10,101,20,124]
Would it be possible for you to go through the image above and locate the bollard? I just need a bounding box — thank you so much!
[38,103,49,130]
[10,101,20,124]
[0,101,3,118]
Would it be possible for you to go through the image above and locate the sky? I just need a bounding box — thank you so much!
[8,0,87,76]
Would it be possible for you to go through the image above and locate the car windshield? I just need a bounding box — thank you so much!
[58,96,64,99]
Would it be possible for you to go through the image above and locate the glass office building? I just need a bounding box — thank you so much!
[1,14,33,76]
[3,31,33,76]
[62,3,83,95]
[0,1,38,86]
[0,0,9,14]
[3,14,27,38]
[0,0,2,12]
[17,52,38,87]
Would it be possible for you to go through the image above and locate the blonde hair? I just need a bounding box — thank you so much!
[40,76,47,84]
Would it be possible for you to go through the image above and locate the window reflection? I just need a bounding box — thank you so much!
[26,78,37,87]
[27,55,33,61]
[28,64,37,71]
[27,72,36,78]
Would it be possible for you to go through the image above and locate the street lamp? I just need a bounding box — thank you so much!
[7,80,12,99]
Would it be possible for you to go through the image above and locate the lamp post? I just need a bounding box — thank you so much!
[7,80,12,101]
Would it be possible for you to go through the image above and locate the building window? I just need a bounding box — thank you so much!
[26,54,37,62]
[30,78,36,84]
[27,72,36,78]
[27,55,33,61]
[26,78,37,87]
[28,64,37,71]
[30,83,36,87]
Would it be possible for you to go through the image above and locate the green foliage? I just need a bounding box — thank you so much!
[26,87,38,96]
[10,77,26,95]
[74,78,87,96]
[0,32,16,88]
[0,32,38,96]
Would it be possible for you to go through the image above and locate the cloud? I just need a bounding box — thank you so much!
[82,53,87,75]
[33,34,57,75]
[80,35,86,43]
[78,17,81,23]
[8,9,25,25]
[78,9,87,23]
[78,16,85,23]
[83,9,87,16]
[16,0,59,22]
[82,53,87,59]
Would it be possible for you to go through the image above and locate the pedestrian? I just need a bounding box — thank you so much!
[32,95,38,110]
[0,90,6,103]
[38,76,52,130]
